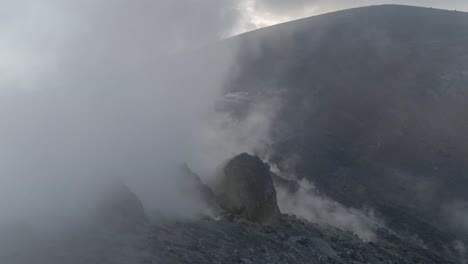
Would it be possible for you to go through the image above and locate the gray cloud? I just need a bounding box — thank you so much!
[276,180,382,241]
[254,0,323,14]
[0,0,243,233]
[0,0,241,91]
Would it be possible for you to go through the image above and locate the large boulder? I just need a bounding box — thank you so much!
[219,153,280,224]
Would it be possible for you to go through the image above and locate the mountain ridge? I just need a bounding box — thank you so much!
[197,3,468,261]
[223,4,468,44]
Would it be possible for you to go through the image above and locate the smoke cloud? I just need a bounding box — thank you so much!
[191,94,281,180]
[192,83,383,241]
[276,180,382,241]
[0,1,245,262]
[0,0,245,233]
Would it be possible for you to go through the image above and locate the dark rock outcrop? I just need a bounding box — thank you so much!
[218,153,280,225]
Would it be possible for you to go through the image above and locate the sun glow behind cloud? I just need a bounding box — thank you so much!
[230,0,309,36]
[242,0,292,28]
[229,0,345,36]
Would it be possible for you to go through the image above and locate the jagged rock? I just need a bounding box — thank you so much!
[219,153,280,225]
[179,164,218,209]
[270,171,300,194]
[96,181,148,231]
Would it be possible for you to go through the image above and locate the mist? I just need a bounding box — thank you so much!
[0,0,246,235]
[0,2,249,263]
[195,81,383,241]
[276,180,382,241]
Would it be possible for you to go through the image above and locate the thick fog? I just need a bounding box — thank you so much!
[0,0,246,232]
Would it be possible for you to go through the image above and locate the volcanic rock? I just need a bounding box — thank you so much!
[218,153,280,224]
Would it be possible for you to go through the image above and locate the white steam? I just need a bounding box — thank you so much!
[0,0,242,236]
[191,86,383,241]
[190,94,281,180]
[276,179,382,241]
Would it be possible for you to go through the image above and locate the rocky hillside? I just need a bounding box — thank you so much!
[3,153,460,263]
[208,4,468,256]
[148,154,456,264]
